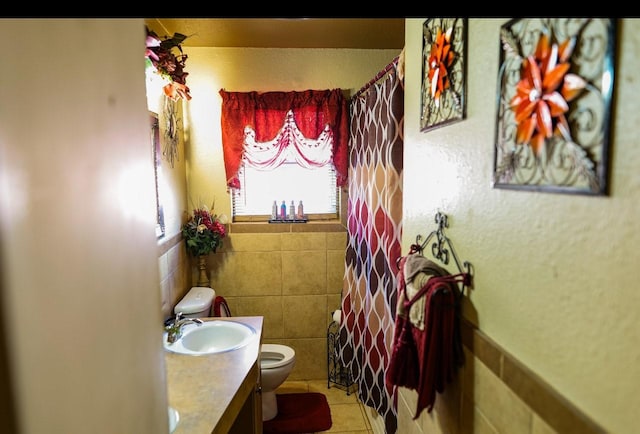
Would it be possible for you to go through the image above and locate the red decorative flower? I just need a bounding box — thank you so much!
[509,33,586,155]
[428,26,456,106]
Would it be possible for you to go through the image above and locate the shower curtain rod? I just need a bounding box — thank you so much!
[352,54,400,100]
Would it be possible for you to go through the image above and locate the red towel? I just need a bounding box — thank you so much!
[386,254,469,418]
[213,296,232,317]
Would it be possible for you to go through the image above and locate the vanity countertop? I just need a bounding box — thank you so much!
[165,316,263,434]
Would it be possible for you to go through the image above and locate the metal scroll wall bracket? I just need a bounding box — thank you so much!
[412,211,474,296]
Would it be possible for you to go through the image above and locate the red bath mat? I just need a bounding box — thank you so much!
[263,392,332,434]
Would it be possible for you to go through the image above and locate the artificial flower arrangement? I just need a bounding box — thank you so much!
[181,203,227,257]
[145,27,192,101]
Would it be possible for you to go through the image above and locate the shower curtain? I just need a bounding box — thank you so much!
[338,54,404,434]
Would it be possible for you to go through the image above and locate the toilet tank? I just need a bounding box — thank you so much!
[174,286,215,318]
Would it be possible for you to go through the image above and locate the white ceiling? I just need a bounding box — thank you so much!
[144,18,405,49]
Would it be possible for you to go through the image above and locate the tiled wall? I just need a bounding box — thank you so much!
[158,223,347,381]
[208,223,347,381]
[158,232,190,321]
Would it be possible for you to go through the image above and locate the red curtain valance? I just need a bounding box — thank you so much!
[219,89,349,189]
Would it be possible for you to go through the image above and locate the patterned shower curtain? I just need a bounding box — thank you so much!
[339,55,404,434]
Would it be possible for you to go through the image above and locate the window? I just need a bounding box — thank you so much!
[231,110,339,220]
[219,89,349,222]
[232,160,339,221]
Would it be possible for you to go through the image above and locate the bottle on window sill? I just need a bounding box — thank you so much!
[297,201,304,219]
[271,200,278,220]
[289,200,295,220]
[280,201,286,220]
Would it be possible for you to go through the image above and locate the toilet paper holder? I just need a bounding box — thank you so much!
[327,315,355,395]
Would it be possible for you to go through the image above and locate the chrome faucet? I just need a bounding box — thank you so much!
[165,312,203,344]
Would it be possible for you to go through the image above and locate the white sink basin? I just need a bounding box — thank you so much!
[164,320,257,355]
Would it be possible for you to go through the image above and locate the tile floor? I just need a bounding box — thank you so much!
[272,379,373,433]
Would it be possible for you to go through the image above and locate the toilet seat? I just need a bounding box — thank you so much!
[261,344,295,369]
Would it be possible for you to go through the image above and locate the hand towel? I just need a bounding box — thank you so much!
[402,254,450,330]
[387,252,470,418]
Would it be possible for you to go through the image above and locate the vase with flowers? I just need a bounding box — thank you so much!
[181,203,227,287]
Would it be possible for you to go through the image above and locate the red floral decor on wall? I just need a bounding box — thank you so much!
[427,26,456,107]
[420,18,467,132]
[493,18,616,195]
[510,33,586,157]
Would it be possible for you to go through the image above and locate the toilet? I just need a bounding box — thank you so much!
[174,286,215,318]
[260,343,296,421]
[211,295,296,421]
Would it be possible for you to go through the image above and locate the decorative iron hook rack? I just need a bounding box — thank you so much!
[412,211,474,296]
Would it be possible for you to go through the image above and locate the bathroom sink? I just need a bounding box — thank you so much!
[164,320,257,355]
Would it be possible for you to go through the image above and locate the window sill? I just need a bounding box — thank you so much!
[229,220,346,234]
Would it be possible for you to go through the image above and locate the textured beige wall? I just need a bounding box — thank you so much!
[0,19,169,434]
[399,18,640,434]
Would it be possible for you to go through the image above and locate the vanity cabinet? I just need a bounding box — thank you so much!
[227,364,262,434]
[165,316,263,434]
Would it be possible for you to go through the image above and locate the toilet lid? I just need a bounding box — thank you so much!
[261,344,295,369]
[174,287,215,315]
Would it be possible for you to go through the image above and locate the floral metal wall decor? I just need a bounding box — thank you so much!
[493,18,616,195]
[420,18,467,132]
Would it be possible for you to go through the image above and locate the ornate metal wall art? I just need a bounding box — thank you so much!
[493,18,616,195]
[420,17,467,132]
[161,95,180,168]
